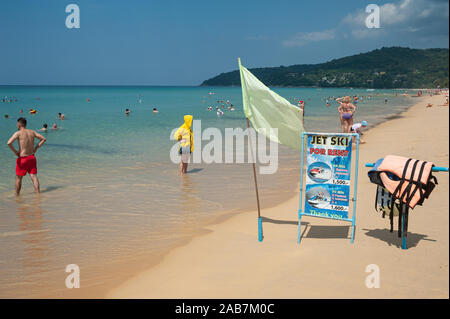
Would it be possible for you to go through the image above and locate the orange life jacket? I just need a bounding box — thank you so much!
[377,155,435,208]
[368,155,438,237]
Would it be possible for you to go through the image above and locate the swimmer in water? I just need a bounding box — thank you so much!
[125,109,131,116]
[40,124,48,132]
[153,108,158,113]
[52,123,58,130]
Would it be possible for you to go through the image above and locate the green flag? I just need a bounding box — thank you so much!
[238,58,304,150]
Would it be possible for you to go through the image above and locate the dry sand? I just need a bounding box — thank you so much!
[108,94,449,299]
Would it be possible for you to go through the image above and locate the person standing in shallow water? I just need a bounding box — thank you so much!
[336,96,356,133]
[174,115,194,174]
[7,117,46,195]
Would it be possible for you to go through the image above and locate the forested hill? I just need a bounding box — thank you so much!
[201,47,449,88]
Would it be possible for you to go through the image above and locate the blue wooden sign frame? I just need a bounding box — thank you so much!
[298,132,360,244]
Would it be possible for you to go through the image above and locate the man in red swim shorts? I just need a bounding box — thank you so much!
[7,118,46,195]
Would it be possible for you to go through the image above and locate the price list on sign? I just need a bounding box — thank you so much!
[304,134,353,220]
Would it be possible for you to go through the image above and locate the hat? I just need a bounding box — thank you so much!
[362,121,368,126]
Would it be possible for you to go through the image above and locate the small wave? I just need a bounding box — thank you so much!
[0,229,50,237]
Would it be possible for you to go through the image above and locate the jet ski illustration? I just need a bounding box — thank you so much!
[306,187,331,208]
[309,167,324,177]
[307,163,332,182]
[308,192,327,205]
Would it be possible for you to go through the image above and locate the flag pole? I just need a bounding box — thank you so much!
[239,57,263,241]
[247,118,263,241]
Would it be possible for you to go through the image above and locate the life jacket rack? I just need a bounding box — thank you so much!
[366,157,448,249]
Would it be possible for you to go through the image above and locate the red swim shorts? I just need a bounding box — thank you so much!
[16,155,37,176]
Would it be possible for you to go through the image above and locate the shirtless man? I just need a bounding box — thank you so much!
[7,118,46,195]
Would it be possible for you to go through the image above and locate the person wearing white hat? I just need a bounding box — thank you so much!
[351,120,368,144]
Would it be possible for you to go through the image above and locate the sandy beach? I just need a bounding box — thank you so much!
[107,94,449,299]
[1,0,448,304]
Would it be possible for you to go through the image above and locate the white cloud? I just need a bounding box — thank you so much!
[343,0,449,37]
[283,0,449,47]
[283,29,336,47]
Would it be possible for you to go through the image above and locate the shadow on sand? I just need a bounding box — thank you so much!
[363,228,436,248]
[260,218,353,241]
[187,168,204,174]
[261,217,299,226]
[305,225,351,239]
[261,217,310,241]
[40,186,64,193]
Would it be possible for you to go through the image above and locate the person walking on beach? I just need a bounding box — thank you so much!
[298,100,305,124]
[336,96,356,133]
[7,118,46,195]
[174,115,194,174]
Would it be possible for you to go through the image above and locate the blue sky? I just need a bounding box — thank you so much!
[0,0,448,85]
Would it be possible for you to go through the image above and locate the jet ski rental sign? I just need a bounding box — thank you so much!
[298,132,360,244]
[305,134,353,219]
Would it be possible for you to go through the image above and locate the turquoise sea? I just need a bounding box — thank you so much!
[0,86,415,297]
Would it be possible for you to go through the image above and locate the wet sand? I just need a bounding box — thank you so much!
[108,94,449,298]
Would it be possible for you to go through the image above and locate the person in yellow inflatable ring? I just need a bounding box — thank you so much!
[29,108,37,114]
[174,115,194,174]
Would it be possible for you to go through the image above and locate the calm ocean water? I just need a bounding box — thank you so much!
[0,86,414,297]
